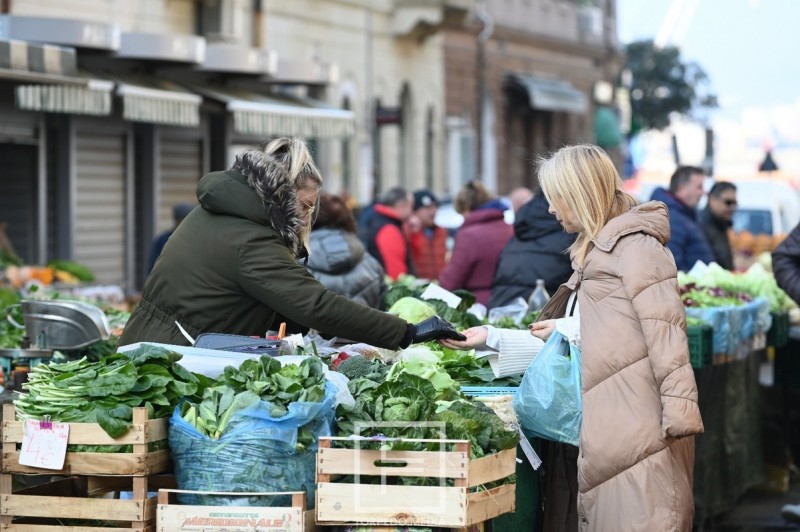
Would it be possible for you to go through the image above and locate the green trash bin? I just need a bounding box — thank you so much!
[491,437,542,532]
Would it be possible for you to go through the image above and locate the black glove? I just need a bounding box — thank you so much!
[411,316,466,344]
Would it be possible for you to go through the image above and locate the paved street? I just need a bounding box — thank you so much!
[711,478,800,531]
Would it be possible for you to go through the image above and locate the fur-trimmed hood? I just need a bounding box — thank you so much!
[196,151,307,257]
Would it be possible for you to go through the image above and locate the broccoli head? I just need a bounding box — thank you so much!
[337,355,389,382]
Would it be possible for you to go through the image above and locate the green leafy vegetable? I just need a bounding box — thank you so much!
[15,345,199,438]
[179,356,327,449]
[388,297,438,324]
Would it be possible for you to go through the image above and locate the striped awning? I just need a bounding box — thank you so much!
[16,79,113,115]
[195,86,355,139]
[116,81,201,127]
[2,38,114,116]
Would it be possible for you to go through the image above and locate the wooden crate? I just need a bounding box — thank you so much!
[315,437,516,529]
[157,489,316,532]
[1,404,169,476]
[0,474,176,531]
[1,404,171,531]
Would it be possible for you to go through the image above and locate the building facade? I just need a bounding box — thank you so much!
[0,0,357,290]
[261,0,459,201]
[0,0,618,292]
[444,0,620,194]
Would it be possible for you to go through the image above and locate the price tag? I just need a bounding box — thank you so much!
[19,419,69,470]
[518,428,542,471]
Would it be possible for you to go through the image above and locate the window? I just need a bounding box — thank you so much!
[196,0,245,44]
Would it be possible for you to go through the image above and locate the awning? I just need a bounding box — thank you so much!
[15,79,113,116]
[112,75,201,127]
[2,39,114,115]
[194,86,355,138]
[507,74,588,114]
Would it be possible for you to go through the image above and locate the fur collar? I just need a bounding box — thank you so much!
[231,151,306,257]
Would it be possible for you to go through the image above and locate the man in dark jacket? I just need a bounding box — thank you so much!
[120,138,463,350]
[698,181,737,270]
[773,224,800,525]
[773,223,800,304]
[488,193,575,309]
[650,165,715,271]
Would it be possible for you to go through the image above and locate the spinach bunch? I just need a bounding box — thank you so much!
[14,344,200,438]
[179,356,327,448]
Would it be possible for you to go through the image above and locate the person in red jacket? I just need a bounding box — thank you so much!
[439,181,513,305]
[363,187,415,280]
[406,189,448,281]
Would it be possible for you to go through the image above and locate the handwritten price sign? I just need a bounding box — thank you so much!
[19,420,69,470]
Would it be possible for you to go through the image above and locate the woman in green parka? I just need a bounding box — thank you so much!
[119,137,462,349]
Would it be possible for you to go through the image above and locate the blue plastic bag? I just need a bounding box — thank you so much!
[513,331,582,446]
[169,381,337,507]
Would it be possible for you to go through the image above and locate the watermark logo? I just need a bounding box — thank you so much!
[351,420,451,519]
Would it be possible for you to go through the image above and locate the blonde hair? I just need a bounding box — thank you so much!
[260,137,323,191]
[455,180,493,214]
[537,145,638,264]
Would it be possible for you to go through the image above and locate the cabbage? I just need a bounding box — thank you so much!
[398,344,441,364]
[388,297,437,323]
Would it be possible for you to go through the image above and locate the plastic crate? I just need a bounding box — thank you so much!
[461,386,519,397]
[687,324,713,369]
[768,311,790,348]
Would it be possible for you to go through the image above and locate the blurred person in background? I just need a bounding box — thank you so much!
[120,138,464,349]
[438,180,513,305]
[772,223,800,525]
[305,193,386,309]
[363,187,415,280]
[650,165,714,271]
[698,181,737,270]
[148,202,194,273]
[405,189,448,281]
[508,186,534,214]
[488,192,576,309]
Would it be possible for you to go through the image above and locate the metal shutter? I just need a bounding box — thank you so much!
[0,144,37,262]
[158,134,203,234]
[73,127,127,285]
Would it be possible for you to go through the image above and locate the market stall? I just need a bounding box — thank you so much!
[0,271,522,530]
[678,261,796,525]
[1,257,798,530]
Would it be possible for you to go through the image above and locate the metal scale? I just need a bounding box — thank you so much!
[1,300,111,384]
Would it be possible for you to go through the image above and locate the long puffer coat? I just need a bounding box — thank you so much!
[575,201,704,531]
[119,152,409,349]
[306,228,386,310]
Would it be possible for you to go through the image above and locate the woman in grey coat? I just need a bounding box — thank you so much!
[306,193,387,309]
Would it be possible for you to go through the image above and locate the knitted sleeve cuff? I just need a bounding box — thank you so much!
[492,329,544,378]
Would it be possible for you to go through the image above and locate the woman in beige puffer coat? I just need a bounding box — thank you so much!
[530,145,705,531]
